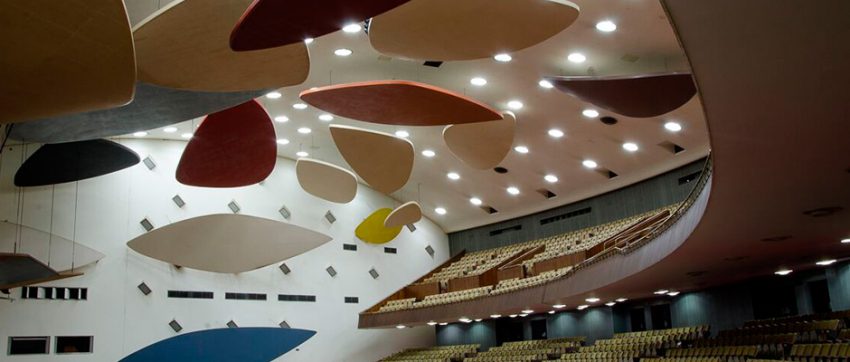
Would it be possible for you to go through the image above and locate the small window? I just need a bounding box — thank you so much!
[344,297,359,304]
[383,247,397,254]
[55,336,93,354]
[8,337,49,355]
[225,293,267,301]
[168,290,214,299]
[343,244,357,251]
[278,294,316,302]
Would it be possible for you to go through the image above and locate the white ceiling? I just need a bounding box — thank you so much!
[122,0,710,232]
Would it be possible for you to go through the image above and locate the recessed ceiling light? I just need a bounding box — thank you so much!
[519,314,528,317]
[494,53,512,62]
[521,309,533,314]
[394,130,410,138]
[615,298,627,303]
[816,259,837,266]
[296,151,309,157]
[458,317,471,323]
[507,186,520,195]
[163,127,177,133]
[334,48,352,56]
[447,172,460,180]
[605,302,616,307]
[664,121,683,132]
[548,310,556,314]
[342,23,362,33]
[438,322,447,326]
[775,269,793,276]
[654,289,669,295]
[582,160,598,169]
[297,127,311,134]
[180,133,193,139]
[304,38,314,44]
[548,129,564,138]
[318,114,334,122]
[292,103,308,110]
[553,304,566,309]
[470,77,487,86]
[507,100,524,110]
[577,305,589,310]
[265,91,282,99]
[582,109,600,118]
[544,174,559,183]
[474,319,482,322]
[421,149,436,158]
[514,145,529,154]
[538,79,554,89]
[841,238,850,244]
[133,131,148,137]
[568,52,586,63]
[435,207,447,215]
[490,314,501,318]
[667,291,680,296]
[508,314,517,318]
[395,325,406,329]
[427,321,437,326]
[585,297,600,303]
[596,20,617,32]
[622,142,639,152]
[276,138,290,145]
[469,197,482,206]
[274,116,289,123]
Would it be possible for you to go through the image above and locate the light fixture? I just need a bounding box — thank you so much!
[507,100,524,110]
[470,197,482,206]
[514,145,529,154]
[521,309,533,314]
[439,322,447,326]
[274,116,289,123]
[427,321,437,326]
[319,114,334,122]
[539,79,554,89]
[494,53,512,62]
[508,314,517,318]
[447,172,460,180]
[470,77,487,86]
[568,52,586,63]
[841,238,850,244]
[265,91,282,99]
[395,325,406,329]
[292,103,308,110]
[605,302,616,307]
[296,151,309,157]
[474,319,482,322]
[276,138,290,145]
[816,259,837,266]
[297,127,311,134]
[582,109,600,118]
[395,130,410,138]
[507,187,520,195]
[615,298,627,303]
[519,314,528,317]
[342,23,362,33]
[304,37,314,44]
[622,142,639,152]
[553,304,566,309]
[490,314,501,318]
[163,127,177,133]
[334,48,352,56]
[596,20,617,32]
[775,269,793,276]
[544,174,559,183]
[421,149,436,157]
[458,317,471,323]
[577,305,588,310]
[548,311,556,314]
[133,131,148,137]
[585,297,600,303]
[654,289,669,295]
[435,207,447,215]
[548,129,564,138]
[582,160,598,169]
[180,133,193,139]
[667,291,680,296]
[664,121,683,132]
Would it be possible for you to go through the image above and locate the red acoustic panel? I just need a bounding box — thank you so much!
[547,73,697,118]
[176,100,276,187]
[300,80,501,126]
[230,0,409,51]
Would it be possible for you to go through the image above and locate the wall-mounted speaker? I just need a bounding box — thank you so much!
[324,211,336,224]
[169,319,182,333]
[406,224,417,232]
[279,320,291,328]
[279,205,291,219]
[279,263,291,275]
[172,195,186,208]
[137,282,152,295]
[425,245,435,257]
[226,320,238,328]
[227,200,241,214]
[143,156,156,170]
[140,218,154,232]
[326,266,337,277]
[369,268,379,279]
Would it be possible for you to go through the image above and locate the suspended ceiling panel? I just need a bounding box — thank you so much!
[14,139,140,187]
[133,0,309,91]
[384,201,422,228]
[0,221,104,273]
[355,208,402,244]
[329,125,414,194]
[369,0,580,60]
[0,253,82,290]
[443,111,516,170]
[0,0,136,124]
[295,158,358,203]
[126,214,332,273]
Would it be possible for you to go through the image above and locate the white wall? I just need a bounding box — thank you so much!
[0,139,450,362]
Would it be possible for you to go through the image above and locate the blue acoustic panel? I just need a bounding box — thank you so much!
[9,83,267,144]
[120,327,315,362]
[14,139,140,187]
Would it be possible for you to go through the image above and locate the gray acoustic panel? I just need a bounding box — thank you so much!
[10,83,268,143]
[0,253,60,289]
[14,139,140,187]
[169,319,183,333]
[137,282,152,295]
[143,156,157,170]
[325,266,337,277]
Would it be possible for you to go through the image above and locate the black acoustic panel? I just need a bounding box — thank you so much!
[10,83,268,143]
[0,253,59,289]
[14,139,140,187]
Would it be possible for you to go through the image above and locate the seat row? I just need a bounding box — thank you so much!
[490,267,573,295]
[789,343,850,361]
[380,344,479,361]
[413,286,493,308]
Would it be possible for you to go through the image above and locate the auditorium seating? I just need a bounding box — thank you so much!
[692,333,795,358]
[413,286,493,308]
[789,343,850,361]
[561,326,708,362]
[379,298,417,313]
[490,267,573,296]
[379,344,480,361]
[665,346,759,362]
[466,337,584,361]
[719,319,842,343]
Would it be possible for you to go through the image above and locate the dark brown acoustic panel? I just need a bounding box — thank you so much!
[14,139,140,187]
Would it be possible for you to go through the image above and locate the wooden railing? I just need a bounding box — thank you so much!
[363,250,467,313]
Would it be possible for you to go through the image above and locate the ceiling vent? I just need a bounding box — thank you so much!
[493,167,509,174]
[423,60,443,68]
[538,189,557,199]
[761,235,793,242]
[607,170,619,179]
[802,206,843,218]
[658,141,686,154]
[482,206,499,214]
[600,116,618,125]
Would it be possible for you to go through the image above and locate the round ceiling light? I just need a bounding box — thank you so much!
[470,77,487,86]
[435,207,447,215]
[548,129,564,138]
[582,160,598,169]
[447,172,460,180]
[507,186,520,195]
[469,197,482,206]
[297,127,311,134]
[180,133,193,139]
[133,131,147,137]
[582,109,599,118]
[664,121,683,132]
[507,100,524,110]
[274,116,289,123]
[265,91,282,99]
[296,151,309,157]
[775,269,793,276]
[304,38,314,44]
[334,48,352,56]
[514,145,529,154]
[342,23,362,33]
[292,103,308,110]
[544,174,558,183]
[568,52,586,63]
[421,149,435,157]
[163,127,177,133]
[394,130,410,138]
[494,53,512,62]
[318,114,334,122]
[622,142,639,152]
[538,79,554,89]
[596,20,617,32]
[276,138,290,145]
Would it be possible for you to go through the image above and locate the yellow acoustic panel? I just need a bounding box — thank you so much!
[356,208,403,244]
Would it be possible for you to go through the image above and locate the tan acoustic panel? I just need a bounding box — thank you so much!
[384,201,422,228]
[329,125,414,195]
[0,0,136,124]
[295,158,358,203]
[127,214,332,273]
[369,0,580,61]
[0,221,105,273]
[133,0,309,92]
[443,111,516,169]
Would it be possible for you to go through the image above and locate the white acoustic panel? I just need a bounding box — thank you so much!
[0,221,104,273]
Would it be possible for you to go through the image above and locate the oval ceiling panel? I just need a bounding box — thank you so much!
[120,327,315,362]
[0,0,135,124]
[384,201,422,228]
[443,111,516,170]
[133,0,309,92]
[546,73,697,118]
[300,81,501,126]
[329,125,414,194]
[10,83,268,144]
[0,253,81,290]
[356,208,402,244]
[126,214,332,273]
[295,158,357,203]
[176,100,276,188]
[0,221,104,273]
[368,0,580,61]
[230,0,410,51]
[14,139,140,187]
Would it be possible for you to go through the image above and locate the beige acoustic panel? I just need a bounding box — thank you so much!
[329,125,414,195]
[133,0,309,92]
[295,158,358,203]
[384,201,422,228]
[369,0,580,61]
[443,111,516,170]
[0,221,105,273]
[127,214,332,273]
[0,0,135,124]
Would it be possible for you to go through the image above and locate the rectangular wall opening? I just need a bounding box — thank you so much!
[8,337,49,355]
[55,336,93,354]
